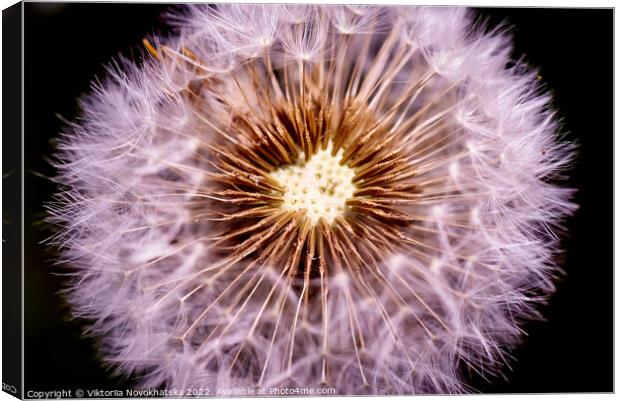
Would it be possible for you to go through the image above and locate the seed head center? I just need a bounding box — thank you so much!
[270,142,357,224]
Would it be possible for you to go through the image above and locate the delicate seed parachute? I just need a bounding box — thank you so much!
[48,4,576,395]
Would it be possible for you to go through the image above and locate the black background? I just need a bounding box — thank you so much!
[22,3,613,394]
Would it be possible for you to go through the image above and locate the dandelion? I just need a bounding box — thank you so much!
[48,5,576,395]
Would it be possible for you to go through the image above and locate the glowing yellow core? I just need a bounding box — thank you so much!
[270,142,357,223]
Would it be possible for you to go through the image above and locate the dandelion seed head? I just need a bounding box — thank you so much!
[49,4,576,395]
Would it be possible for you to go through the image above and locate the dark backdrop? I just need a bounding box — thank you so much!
[23,3,613,394]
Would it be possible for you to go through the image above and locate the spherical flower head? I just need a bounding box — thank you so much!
[48,5,576,395]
